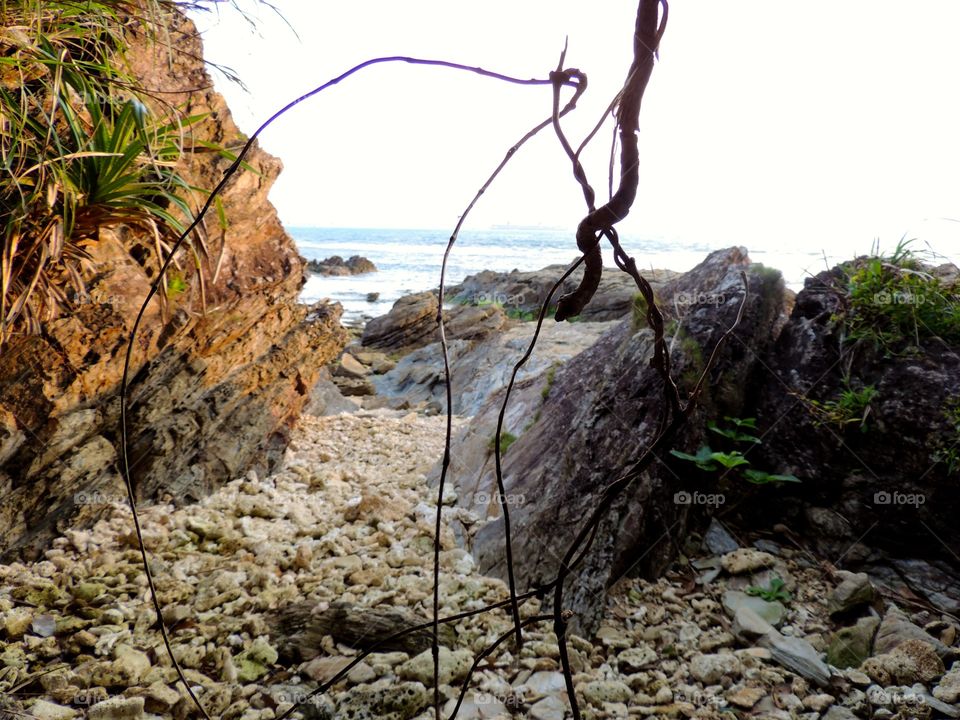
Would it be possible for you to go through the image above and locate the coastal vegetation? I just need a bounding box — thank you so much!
[0,2,958,720]
[838,239,960,351]
[0,1,235,345]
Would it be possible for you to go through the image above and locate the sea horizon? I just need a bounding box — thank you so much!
[288,225,952,325]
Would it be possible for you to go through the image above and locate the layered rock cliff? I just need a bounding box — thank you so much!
[0,10,347,559]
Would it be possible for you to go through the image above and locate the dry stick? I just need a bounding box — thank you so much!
[545,2,691,715]
[432,75,587,718]
[552,273,747,720]
[115,56,580,720]
[446,615,553,719]
[554,0,666,324]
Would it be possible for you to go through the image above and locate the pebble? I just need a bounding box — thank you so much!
[31,614,57,638]
[721,548,776,575]
[25,700,78,720]
[934,663,960,703]
[579,679,633,706]
[690,652,742,683]
[0,411,927,720]
[802,693,836,711]
[87,696,145,720]
[726,685,766,708]
[528,694,567,720]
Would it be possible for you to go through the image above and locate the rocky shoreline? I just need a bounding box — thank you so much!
[2,410,958,720]
[3,251,959,720]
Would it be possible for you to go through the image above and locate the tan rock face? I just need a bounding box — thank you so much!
[0,9,347,560]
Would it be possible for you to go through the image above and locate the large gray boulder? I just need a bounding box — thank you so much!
[373,320,618,416]
[438,247,789,635]
[740,262,960,602]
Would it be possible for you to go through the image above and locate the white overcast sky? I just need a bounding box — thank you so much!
[190,1,960,257]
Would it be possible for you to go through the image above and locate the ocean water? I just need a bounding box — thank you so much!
[291,226,848,325]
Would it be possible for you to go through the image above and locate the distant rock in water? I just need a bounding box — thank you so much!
[307,255,377,276]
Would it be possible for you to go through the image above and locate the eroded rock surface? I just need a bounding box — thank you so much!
[445,248,790,634]
[0,10,347,560]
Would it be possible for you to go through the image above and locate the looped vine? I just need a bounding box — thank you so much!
[112,5,753,720]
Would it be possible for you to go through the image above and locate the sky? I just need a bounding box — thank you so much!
[189,1,960,259]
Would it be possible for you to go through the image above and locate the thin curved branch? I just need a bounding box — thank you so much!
[116,55,581,720]
[433,71,587,716]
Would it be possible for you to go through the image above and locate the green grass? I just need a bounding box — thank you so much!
[488,431,518,454]
[0,1,241,345]
[540,363,559,401]
[931,399,960,474]
[839,239,960,350]
[806,381,878,432]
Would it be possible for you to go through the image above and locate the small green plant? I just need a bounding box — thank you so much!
[505,306,537,321]
[806,382,878,432]
[488,431,518,454]
[166,273,188,298]
[743,469,802,485]
[670,417,800,485]
[631,292,647,330]
[708,416,761,444]
[670,446,749,472]
[745,576,791,603]
[930,400,960,475]
[839,239,960,350]
[541,363,559,401]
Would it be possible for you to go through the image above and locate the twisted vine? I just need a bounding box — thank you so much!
[111,6,752,720]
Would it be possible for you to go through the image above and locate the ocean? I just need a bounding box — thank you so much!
[291,226,867,325]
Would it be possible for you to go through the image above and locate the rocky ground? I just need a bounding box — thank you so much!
[1,409,959,720]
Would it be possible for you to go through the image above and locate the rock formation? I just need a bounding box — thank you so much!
[739,263,960,604]
[0,10,346,560]
[439,248,791,634]
[438,250,960,633]
[360,292,509,355]
[306,255,377,276]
